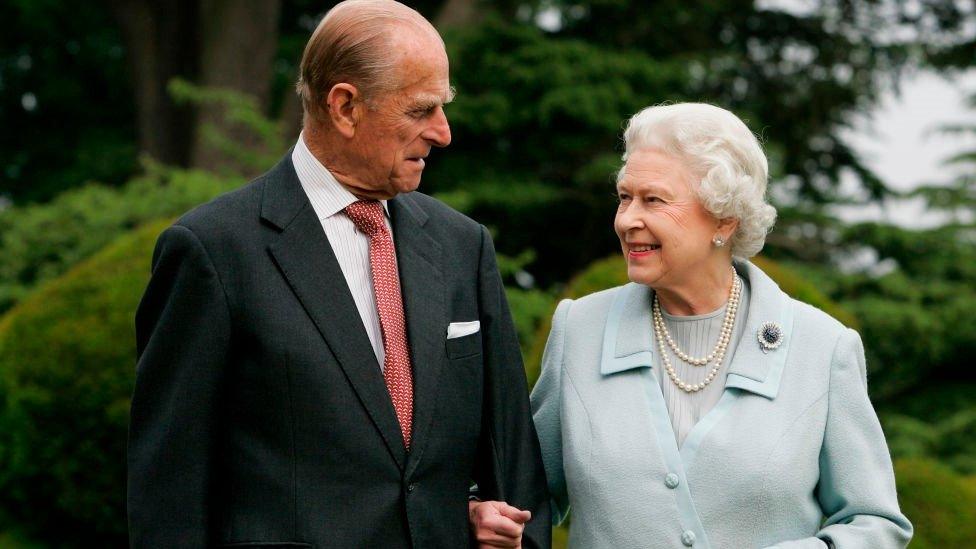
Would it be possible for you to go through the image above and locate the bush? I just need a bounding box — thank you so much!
[894,458,976,548]
[883,409,976,475]
[0,220,170,546]
[0,165,240,315]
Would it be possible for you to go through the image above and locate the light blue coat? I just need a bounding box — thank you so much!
[532,260,912,549]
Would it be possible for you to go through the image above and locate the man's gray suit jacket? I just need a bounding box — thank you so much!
[127,153,551,548]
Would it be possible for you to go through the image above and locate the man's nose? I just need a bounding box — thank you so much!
[423,107,451,147]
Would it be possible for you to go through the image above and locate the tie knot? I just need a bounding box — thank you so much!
[345,200,387,238]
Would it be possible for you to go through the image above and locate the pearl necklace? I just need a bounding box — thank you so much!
[652,267,741,393]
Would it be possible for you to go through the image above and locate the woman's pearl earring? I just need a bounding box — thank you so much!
[712,235,726,248]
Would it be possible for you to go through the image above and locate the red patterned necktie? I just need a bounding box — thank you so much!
[344,200,414,448]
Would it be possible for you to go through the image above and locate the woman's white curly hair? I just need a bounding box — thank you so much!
[620,102,777,258]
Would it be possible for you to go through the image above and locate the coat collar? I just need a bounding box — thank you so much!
[600,259,795,400]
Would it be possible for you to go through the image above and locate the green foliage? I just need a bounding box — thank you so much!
[433,17,689,284]
[421,2,975,285]
[168,78,287,173]
[750,257,857,328]
[506,287,557,364]
[885,409,976,475]
[0,530,45,549]
[894,458,976,548]
[0,163,241,315]
[0,220,169,546]
[787,234,976,403]
[0,0,136,204]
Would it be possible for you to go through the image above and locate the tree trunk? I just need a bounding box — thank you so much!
[191,0,282,173]
[279,83,305,145]
[107,0,199,167]
[433,0,481,30]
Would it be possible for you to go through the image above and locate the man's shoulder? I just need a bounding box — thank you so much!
[400,191,479,227]
[178,180,262,229]
[175,158,287,239]
[397,191,484,244]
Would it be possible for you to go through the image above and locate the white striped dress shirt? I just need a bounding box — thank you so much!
[292,133,393,369]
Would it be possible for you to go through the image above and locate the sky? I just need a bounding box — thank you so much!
[837,69,976,228]
[537,1,976,228]
[755,0,976,228]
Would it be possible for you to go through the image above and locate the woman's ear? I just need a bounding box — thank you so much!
[717,217,739,243]
[325,83,363,138]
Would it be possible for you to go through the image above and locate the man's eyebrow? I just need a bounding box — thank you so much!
[413,87,457,109]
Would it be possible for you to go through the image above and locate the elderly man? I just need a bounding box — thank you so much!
[126,1,550,547]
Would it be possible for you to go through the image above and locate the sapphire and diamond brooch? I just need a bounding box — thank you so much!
[757,322,783,353]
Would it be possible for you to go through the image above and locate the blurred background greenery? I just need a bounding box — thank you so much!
[1,0,974,546]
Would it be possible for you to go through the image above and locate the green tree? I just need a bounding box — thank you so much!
[422,1,975,285]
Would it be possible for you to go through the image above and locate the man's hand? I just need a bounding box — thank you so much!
[468,500,532,548]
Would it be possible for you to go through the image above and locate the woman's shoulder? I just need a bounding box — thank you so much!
[554,283,634,327]
[742,260,852,345]
[788,297,851,343]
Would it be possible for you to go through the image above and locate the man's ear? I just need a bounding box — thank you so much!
[326,83,363,138]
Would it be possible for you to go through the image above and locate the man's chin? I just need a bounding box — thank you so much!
[393,178,423,195]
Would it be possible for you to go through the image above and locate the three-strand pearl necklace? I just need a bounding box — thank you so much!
[652,267,742,393]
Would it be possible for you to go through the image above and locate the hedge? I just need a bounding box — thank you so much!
[0,220,170,546]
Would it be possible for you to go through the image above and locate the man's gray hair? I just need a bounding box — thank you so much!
[620,102,777,258]
[296,0,440,120]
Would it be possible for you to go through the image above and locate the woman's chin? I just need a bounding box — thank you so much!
[626,265,661,287]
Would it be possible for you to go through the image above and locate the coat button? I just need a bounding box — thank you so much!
[664,473,680,489]
[407,482,418,493]
[681,530,696,546]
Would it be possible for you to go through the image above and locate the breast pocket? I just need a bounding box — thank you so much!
[445,331,482,360]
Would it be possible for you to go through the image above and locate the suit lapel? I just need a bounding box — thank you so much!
[389,194,447,477]
[262,155,407,470]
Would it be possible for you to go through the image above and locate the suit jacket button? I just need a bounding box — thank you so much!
[681,530,696,546]
[664,473,680,489]
[407,482,418,493]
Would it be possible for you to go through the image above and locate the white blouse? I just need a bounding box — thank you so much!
[655,275,751,447]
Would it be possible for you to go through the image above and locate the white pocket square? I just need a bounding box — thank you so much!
[447,320,480,339]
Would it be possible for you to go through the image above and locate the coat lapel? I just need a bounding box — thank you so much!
[261,155,407,470]
[389,194,447,477]
[722,259,794,400]
[600,282,655,375]
[598,260,795,401]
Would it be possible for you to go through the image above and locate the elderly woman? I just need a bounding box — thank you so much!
[469,103,912,548]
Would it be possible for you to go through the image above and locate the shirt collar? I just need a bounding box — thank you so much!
[292,132,390,221]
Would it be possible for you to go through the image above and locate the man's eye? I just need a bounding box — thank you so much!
[617,193,631,202]
[411,107,436,118]
[645,196,662,203]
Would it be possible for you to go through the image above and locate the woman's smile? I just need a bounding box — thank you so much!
[626,242,661,259]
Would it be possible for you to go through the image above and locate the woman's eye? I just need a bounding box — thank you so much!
[645,196,662,203]
[617,193,631,202]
